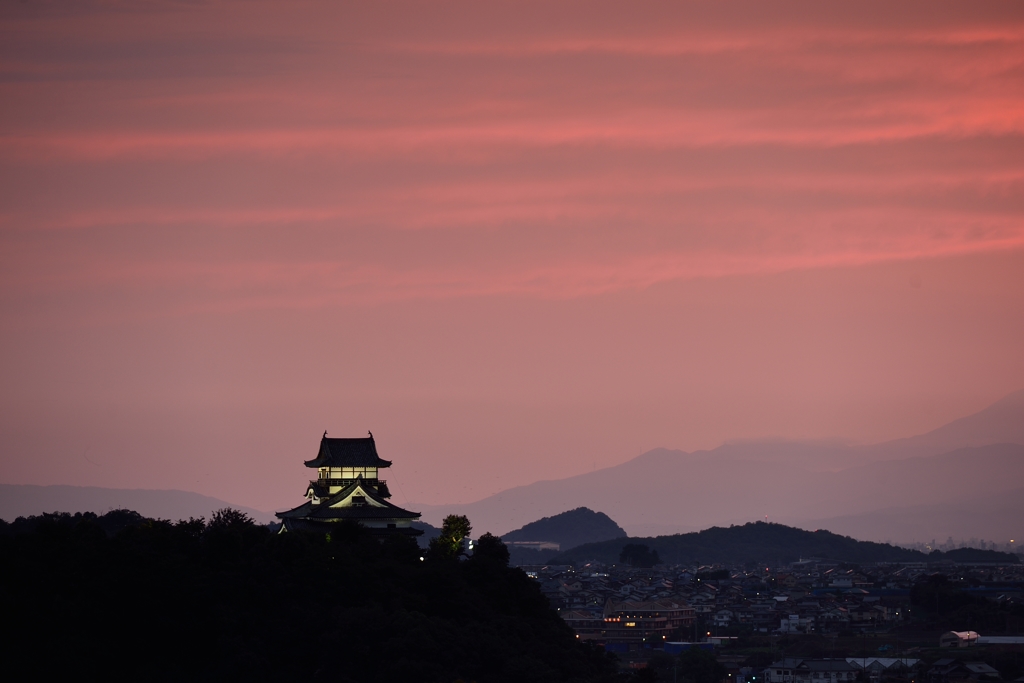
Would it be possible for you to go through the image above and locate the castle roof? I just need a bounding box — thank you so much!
[276,478,418,522]
[303,433,392,469]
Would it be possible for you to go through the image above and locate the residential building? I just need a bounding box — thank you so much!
[766,659,859,683]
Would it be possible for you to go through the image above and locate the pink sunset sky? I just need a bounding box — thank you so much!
[1,0,1023,512]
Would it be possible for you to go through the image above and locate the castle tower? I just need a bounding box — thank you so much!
[276,432,422,537]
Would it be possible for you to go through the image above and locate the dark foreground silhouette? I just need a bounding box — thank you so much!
[0,510,617,683]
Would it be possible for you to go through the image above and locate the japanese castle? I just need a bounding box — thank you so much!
[276,432,423,537]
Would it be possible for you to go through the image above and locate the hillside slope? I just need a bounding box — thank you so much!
[502,507,626,550]
[547,522,1022,566]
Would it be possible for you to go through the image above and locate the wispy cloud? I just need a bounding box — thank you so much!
[2,0,1024,319]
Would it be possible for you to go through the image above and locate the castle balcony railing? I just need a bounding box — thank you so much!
[317,478,386,488]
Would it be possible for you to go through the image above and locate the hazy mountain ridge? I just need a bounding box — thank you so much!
[858,388,1024,461]
[417,443,1024,541]
[800,487,1024,547]
[416,389,1024,541]
[4,390,1021,542]
[547,521,1023,566]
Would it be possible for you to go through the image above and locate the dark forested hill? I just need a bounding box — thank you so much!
[546,521,1021,566]
[0,483,275,524]
[502,507,627,550]
[0,510,616,683]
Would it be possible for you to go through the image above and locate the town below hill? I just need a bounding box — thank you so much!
[537,553,1024,682]
[521,515,1024,680]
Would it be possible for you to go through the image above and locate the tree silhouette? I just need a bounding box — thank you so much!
[619,543,661,568]
[429,514,472,559]
[208,507,255,531]
[471,532,510,566]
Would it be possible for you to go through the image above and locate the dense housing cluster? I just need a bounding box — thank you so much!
[531,557,1024,679]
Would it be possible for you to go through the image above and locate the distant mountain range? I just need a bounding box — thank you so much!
[857,388,1024,461]
[546,521,1022,566]
[0,484,275,525]
[4,389,1022,546]
[414,389,1024,544]
[804,488,1024,547]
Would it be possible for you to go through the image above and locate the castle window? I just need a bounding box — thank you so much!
[352,495,366,506]
[332,467,378,480]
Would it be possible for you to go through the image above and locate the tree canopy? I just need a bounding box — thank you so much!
[0,509,617,683]
[619,543,661,568]
[428,513,473,559]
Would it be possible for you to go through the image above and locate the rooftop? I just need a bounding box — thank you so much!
[277,478,418,521]
[303,432,392,469]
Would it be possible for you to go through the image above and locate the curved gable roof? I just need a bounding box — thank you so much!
[276,477,419,521]
[303,433,392,468]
